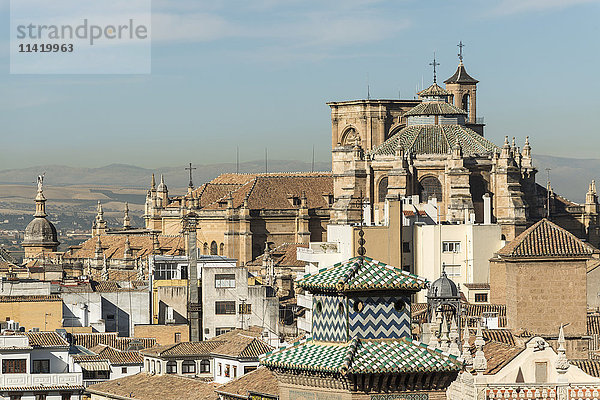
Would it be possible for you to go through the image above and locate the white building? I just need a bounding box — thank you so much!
[71,344,143,387]
[0,332,83,400]
[141,328,273,384]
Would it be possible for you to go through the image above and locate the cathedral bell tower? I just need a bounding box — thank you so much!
[444,41,482,135]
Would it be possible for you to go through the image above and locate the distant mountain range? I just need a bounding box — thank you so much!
[0,160,331,190]
[0,155,597,203]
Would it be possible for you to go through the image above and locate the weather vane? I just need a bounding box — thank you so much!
[429,52,440,83]
[458,41,465,62]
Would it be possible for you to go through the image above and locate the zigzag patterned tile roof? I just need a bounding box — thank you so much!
[370,125,497,156]
[417,83,451,97]
[297,256,427,292]
[497,218,599,258]
[261,337,462,374]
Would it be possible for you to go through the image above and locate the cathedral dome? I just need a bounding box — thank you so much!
[23,217,59,247]
[427,269,459,299]
[370,125,497,156]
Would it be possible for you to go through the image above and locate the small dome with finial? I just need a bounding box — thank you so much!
[427,267,459,299]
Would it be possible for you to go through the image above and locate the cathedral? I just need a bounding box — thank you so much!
[328,53,599,244]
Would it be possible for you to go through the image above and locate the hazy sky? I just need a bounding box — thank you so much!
[1,0,599,170]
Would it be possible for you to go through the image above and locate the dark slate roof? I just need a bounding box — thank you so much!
[261,337,462,374]
[417,83,451,97]
[444,62,479,84]
[497,218,599,258]
[370,125,497,156]
[404,102,467,117]
[571,359,600,378]
[297,256,427,293]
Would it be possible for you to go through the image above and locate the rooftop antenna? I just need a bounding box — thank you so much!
[265,148,268,174]
[429,52,440,83]
[457,41,465,63]
[185,163,196,190]
[546,168,552,219]
[311,145,315,173]
[236,146,240,174]
[367,73,370,100]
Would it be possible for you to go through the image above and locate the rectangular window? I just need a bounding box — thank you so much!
[32,359,50,374]
[10,395,22,400]
[442,241,461,253]
[244,366,257,374]
[35,394,47,400]
[215,301,236,315]
[153,262,179,280]
[218,363,222,376]
[61,394,71,400]
[445,265,461,277]
[233,365,237,378]
[215,274,236,288]
[121,367,127,374]
[106,314,115,321]
[535,362,548,383]
[3,359,26,373]
[402,242,410,253]
[224,364,230,377]
[174,332,182,343]
[216,327,235,336]
[239,303,252,315]
[474,293,488,303]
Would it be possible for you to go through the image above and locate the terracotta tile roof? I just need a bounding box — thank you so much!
[588,315,600,335]
[571,359,600,378]
[210,329,273,359]
[479,340,523,375]
[202,173,333,211]
[25,332,69,348]
[297,256,427,293]
[216,367,278,398]
[371,125,497,156]
[71,332,156,351]
[1,385,84,392]
[246,243,307,268]
[262,337,462,374]
[404,101,467,117]
[417,83,451,97]
[497,218,599,258]
[75,344,143,365]
[142,341,224,357]
[86,372,218,400]
[444,62,479,84]
[0,294,61,302]
[482,329,518,346]
[65,234,186,261]
[411,302,507,329]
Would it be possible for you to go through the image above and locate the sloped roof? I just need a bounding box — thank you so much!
[404,102,467,117]
[71,332,156,351]
[261,337,462,374]
[142,341,223,357]
[571,359,600,378]
[444,62,479,84]
[74,344,143,365]
[216,367,278,398]
[297,256,427,293]
[87,372,218,400]
[65,234,186,261]
[497,218,599,258]
[0,294,61,303]
[246,243,307,268]
[417,83,451,97]
[370,125,497,156]
[25,332,69,348]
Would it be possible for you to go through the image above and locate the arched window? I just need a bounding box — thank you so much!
[378,177,388,203]
[419,176,443,202]
[166,361,177,374]
[219,243,224,256]
[203,243,208,255]
[182,360,196,374]
[462,94,470,118]
[210,241,218,255]
[341,127,360,146]
[200,359,210,373]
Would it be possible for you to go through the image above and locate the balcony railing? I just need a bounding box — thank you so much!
[83,378,109,387]
[0,372,82,388]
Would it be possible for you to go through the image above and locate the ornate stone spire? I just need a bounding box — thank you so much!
[101,255,109,281]
[152,233,160,255]
[473,321,487,373]
[94,235,103,260]
[428,309,440,349]
[34,174,47,217]
[448,316,460,356]
[123,236,133,260]
[440,314,450,352]
[461,323,473,366]
[500,136,511,159]
[555,324,570,382]
[522,136,531,158]
[151,173,156,190]
[93,201,107,237]
[123,202,131,229]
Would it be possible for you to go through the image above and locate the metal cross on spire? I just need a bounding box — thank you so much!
[429,52,440,83]
[457,41,465,62]
[185,162,196,189]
